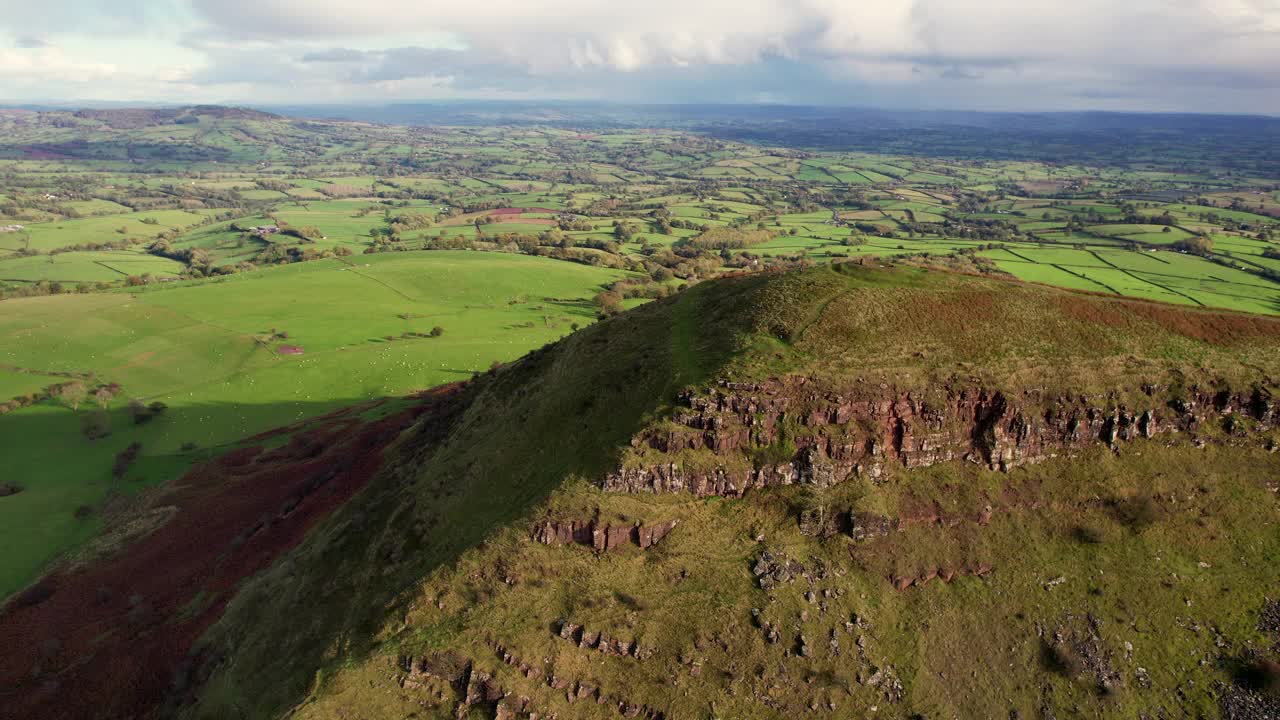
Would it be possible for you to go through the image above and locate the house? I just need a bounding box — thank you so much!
[0,225,24,233]
[250,225,281,236]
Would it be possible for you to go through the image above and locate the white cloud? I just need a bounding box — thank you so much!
[0,47,117,84]
[0,0,1277,111]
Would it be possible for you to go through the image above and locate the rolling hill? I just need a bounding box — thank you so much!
[3,263,1279,719]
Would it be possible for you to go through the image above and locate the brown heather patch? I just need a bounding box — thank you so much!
[906,288,1001,325]
[1055,295,1280,346]
[0,385,464,720]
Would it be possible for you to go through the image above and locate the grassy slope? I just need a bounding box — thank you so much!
[0,251,629,599]
[187,265,1280,719]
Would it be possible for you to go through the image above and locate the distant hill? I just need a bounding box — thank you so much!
[1,102,1277,172]
[71,105,282,129]
[0,105,328,164]
[4,263,1278,719]
[265,102,1280,172]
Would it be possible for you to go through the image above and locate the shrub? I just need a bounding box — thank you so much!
[128,399,166,425]
[1072,523,1107,544]
[1174,236,1213,256]
[1040,641,1086,678]
[112,442,142,480]
[430,326,445,337]
[1110,495,1162,532]
[593,291,624,317]
[80,411,110,440]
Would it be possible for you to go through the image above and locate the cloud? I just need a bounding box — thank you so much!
[300,48,368,63]
[0,0,1277,111]
[14,35,46,48]
[0,46,117,84]
[0,0,178,35]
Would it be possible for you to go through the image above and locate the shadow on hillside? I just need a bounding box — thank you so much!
[0,393,429,720]
[0,275,758,720]
[540,297,598,311]
[178,282,751,720]
[0,139,232,164]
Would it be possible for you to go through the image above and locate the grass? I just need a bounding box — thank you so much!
[2,209,224,253]
[2,110,1280,717]
[0,250,186,283]
[183,264,1280,719]
[0,251,632,598]
[324,442,1273,719]
[189,278,743,718]
[0,368,64,400]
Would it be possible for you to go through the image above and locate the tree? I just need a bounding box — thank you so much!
[651,266,674,282]
[593,291,624,317]
[59,382,87,411]
[1175,236,1213,256]
[94,387,115,409]
[429,326,444,337]
[127,399,167,425]
[80,411,110,440]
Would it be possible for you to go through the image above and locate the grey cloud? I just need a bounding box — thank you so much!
[939,66,983,81]
[15,35,47,48]
[292,45,532,89]
[1137,65,1280,91]
[300,48,370,63]
[9,0,1275,112]
[183,47,308,85]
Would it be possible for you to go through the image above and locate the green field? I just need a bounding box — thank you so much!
[0,250,631,597]
[2,105,1280,602]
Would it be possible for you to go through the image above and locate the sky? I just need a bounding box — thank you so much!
[0,0,1278,114]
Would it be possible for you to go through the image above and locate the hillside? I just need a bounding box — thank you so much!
[3,264,1280,719]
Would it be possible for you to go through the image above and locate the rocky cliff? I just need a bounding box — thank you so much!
[530,518,677,552]
[605,377,1278,496]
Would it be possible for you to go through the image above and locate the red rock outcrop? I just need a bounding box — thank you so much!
[531,519,677,551]
[604,378,1277,497]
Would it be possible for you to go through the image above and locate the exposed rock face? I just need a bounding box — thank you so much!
[484,642,667,719]
[555,620,654,661]
[604,378,1278,497]
[890,563,993,591]
[531,519,677,552]
[751,551,807,591]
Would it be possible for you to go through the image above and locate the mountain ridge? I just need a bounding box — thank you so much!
[3,264,1279,719]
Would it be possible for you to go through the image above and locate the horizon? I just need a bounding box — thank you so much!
[4,99,1279,121]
